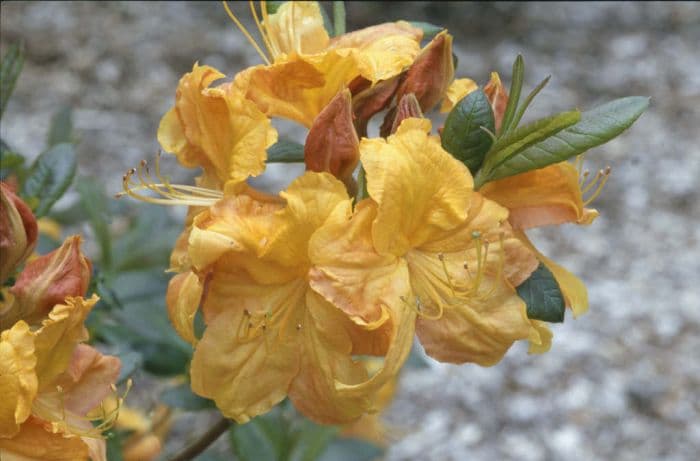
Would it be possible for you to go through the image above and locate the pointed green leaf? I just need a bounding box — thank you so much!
[333,1,346,36]
[267,140,305,163]
[475,110,581,187]
[22,143,77,217]
[266,1,284,14]
[409,21,444,40]
[0,43,24,120]
[230,409,289,461]
[47,107,74,147]
[0,148,25,180]
[517,263,565,322]
[288,420,337,461]
[476,96,649,187]
[440,89,495,174]
[76,178,113,270]
[498,54,524,135]
[509,75,551,132]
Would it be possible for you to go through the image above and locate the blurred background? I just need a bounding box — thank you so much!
[1,2,699,460]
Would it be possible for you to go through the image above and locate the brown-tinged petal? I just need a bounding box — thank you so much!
[483,72,509,132]
[395,31,454,113]
[389,93,424,135]
[8,235,91,327]
[351,75,402,137]
[304,89,360,194]
[0,182,38,285]
[0,416,90,461]
[0,321,37,438]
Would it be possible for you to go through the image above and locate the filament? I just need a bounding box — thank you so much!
[116,154,222,207]
[400,295,443,320]
[249,1,276,60]
[223,1,271,65]
[437,253,456,297]
[582,166,612,206]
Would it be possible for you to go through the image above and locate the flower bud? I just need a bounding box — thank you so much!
[483,72,509,132]
[350,75,402,137]
[395,31,454,113]
[304,89,360,195]
[389,93,424,135]
[0,182,38,285]
[9,235,92,325]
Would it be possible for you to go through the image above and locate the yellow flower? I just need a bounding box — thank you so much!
[167,172,409,424]
[310,118,546,366]
[156,63,278,189]
[227,1,423,127]
[478,157,605,317]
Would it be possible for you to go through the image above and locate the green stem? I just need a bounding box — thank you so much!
[333,1,346,36]
[167,417,232,461]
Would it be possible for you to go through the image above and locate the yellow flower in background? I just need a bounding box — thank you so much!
[227,1,423,127]
[168,172,408,424]
[310,118,548,367]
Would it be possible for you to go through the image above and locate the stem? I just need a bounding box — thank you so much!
[333,1,346,36]
[168,417,232,461]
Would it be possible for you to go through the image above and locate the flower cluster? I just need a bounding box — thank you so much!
[0,183,123,461]
[121,1,645,425]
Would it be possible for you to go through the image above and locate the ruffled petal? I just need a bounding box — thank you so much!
[265,1,330,56]
[361,118,473,255]
[0,417,89,461]
[309,200,409,328]
[479,162,597,229]
[0,321,37,438]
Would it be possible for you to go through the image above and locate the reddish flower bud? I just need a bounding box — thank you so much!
[10,235,92,325]
[351,75,403,137]
[304,89,360,195]
[483,72,509,132]
[0,182,38,284]
[389,93,424,135]
[395,31,454,113]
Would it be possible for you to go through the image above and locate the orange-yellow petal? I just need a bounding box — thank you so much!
[288,292,371,424]
[527,320,553,355]
[265,1,330,56]
[479,162,597,229]
[165,272,203,345]
[33,296,96,389]
[309,200,408,328]
[0,321,37,438]
[361,118,473,255]
[189,272,304,423]
[0,417,89,461]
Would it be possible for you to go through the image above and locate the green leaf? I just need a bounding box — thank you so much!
[76,178,113,270]
[318,438,384,461]
[440,89,495,174]
[230,410,289,461]
[265,1,284,14]
[476,96,649,187]
[409,21,444,40]
[0,148,25,180]
[499,54,524,135]
[267,140,305,163]
[0,43,24,120]
[474,110,581,188]
[104,430,125,461]
[22,143,77,217]
[517,263,565,322]
[47,106,74,147]
[161,382,215,411]
[508,75,551,132]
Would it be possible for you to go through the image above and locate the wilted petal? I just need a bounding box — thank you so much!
[439,78,478,113]
[0,417,89,461]
[479,162,596,229]
[33,296,96,389]
[389,93,423,135]
[351,75,401,136]
[9,235,91,327]
[309,200,409,328]
[0,183,38,286]
[265,1,330,56]
[304,89,360,193]
[361,118,473,255]
[0,321,37,438]
[483,72,509,132]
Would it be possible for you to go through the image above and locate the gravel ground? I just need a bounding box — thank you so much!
[2,2,699,460]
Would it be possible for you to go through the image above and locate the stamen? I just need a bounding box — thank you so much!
[260,1,279,57]
[116,155,223,207]
[437,253,456,297]
[223,1,271,65]
[583,166,611,206]
[291,1,297,53]
[249,1,276,60]
[475,233,506,300]
[400,294,443,320]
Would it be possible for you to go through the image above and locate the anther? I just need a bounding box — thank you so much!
[471,231,481,240]
[243,309,250,316]
[296,323,302,331]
